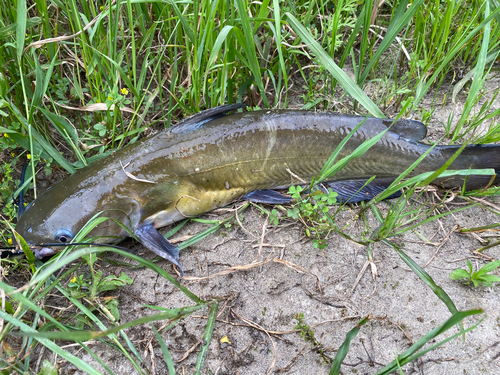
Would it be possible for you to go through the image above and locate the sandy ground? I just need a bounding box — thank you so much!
[65,197,500,375]
[58,78,500,375]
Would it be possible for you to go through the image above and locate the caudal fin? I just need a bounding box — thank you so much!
[434,144,500,190]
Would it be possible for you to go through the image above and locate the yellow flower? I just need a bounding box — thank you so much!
[108,95,113,101]
[23,202,27,207]
[7,238,12,245]
[11,152,15,157]
[121,88,129,95]
[208,78,212,84]
[100,6,104,11]
[70,277,77,283]
[27,154,31,160]
[220,335,231,344]
[3,133,8,138]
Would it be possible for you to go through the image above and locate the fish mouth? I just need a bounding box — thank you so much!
[32,246,57,259]
[0,244,56,260]
[19,244,58,260]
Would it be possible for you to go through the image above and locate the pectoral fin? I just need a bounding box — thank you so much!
[242,190,293,204]
[135,224,184,276]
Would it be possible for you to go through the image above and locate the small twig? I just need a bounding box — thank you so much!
[185,257,321,291]
[148,341,156,375]
[253,217,268,263]
[468,196,500,212]
[273,258,323,293]
[422,224,458,268]
[120,161,157,184]
[231,309,277,374]
[274,345,306,373]
[26,1,117,49]
[177,338,202,363]
[184,258,274,281]
[251,243,286,248]
[286,168,307,184]
[350,260,370,296]
[234,205,258,239]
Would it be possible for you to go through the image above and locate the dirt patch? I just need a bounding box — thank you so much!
[55,193,500,375]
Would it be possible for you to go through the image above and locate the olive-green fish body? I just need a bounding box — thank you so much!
[15,105,500,274]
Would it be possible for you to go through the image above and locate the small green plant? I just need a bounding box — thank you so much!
[449,260,500,288]
[68,253,133,319]
[286,185,338,249]
[51,77,71,104]
[269,208,280,226]
[294,312,330,363]
[0,134,25,221]
[105,86,131,110]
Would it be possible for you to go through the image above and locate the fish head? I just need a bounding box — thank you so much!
[15,168,142,256]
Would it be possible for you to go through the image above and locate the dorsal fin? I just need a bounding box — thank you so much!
[172,103,246,134]
[385,119,427,141]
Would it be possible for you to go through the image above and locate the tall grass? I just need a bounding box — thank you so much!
[1,0,499,374]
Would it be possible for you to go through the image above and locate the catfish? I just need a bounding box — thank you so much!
[14,104,500,275]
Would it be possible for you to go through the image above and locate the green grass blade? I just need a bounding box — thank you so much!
[318,119,390,182]
[25,244,202,304]
[0,280,67,332]
[358,0,425,86]
[31,125,77,173]
[194,302,219,375]
[369,141,439,203]
[383,240,459,316]
[337,5,365,71]
[0,310,104,375]
[0,17,40,39]
[177,221,220,249]
[286,13,384,118]
[207,25,234,68]
[272,0,287,106]
[15,303,210,340]
[16,0,27,61]
[7,101,77,173]
[167,0,195,44]
[452,2,492,140]
[412,4,500,110]
[329,316,370,375]
[390,204,475,237]
[40,47,60,104]
[30,51,44,119]
[235,0,269,107]
[357,0,373,84]
[373,168,495,205]
[317,117,369,181]
[417,144,468,188]
[40,108,79,145]
[54,283,144,373]
[375,309,483,375]
[151,324,177,375]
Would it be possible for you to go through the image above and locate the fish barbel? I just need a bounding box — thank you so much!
[14,104,500,274]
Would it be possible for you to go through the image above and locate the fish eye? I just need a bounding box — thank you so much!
[53,229,73,243]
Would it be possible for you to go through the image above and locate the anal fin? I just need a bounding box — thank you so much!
[326,178,401,203]
[135,224,184,276]
[242,190,293,204]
